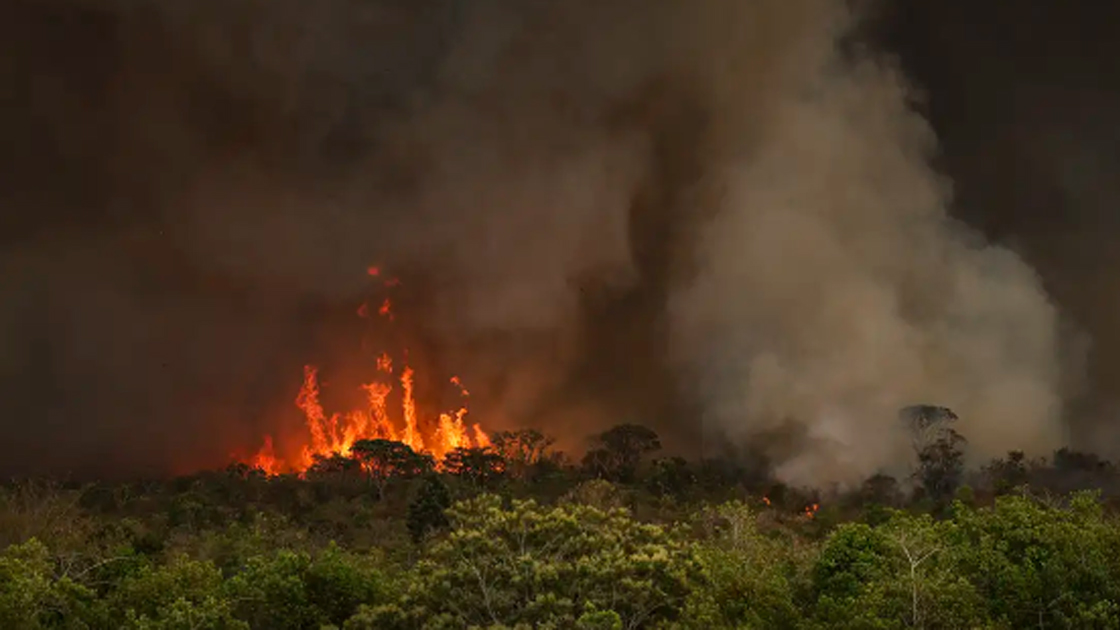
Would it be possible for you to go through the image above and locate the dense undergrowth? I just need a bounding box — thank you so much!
[4,424,1120,629]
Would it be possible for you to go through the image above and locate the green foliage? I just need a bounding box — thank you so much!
[0,538,108,629]
[126,596,246,630]
[225,545,388,630]
[560,479,629,512]
[406,475,451,544]
[108,554,231,628]
[810,513,984,630]
[949,491,1120,628]
[11,424,1120,629]
[0,538,61,629]
[364,494,702,629]
[685,501,807,629]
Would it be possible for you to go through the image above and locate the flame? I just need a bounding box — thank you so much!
[247,269,489,474]
[762,496,771,506]
[252,436,283,476]
[451,376,469,397]
[804,503,820,519]
[400,366,422,451]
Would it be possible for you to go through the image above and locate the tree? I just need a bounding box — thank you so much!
[982,450,1030,495]
[1042,448,1118,494]
[686,502,804,629]
[899,405,959,455]
[915,430,967,505]
[860,473,903,508]
[108,554,243,630]
[441,447,507,490]
[223,546,388,630]
[406,475,451,544]
[307,453,362,478]
[647,457,696,498]
[355,494,703,629]
[560,479,629,511]
[899,402,967,507]
[0,538,107,629]
[811,516,983,629]
[949,491,1120,628]
[491,429,556,480]
[582,424,662,483]
[348,440,434,499]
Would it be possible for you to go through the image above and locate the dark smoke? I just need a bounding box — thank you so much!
[0,0,1109,483]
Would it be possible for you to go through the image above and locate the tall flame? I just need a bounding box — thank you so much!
[248,268,488,475]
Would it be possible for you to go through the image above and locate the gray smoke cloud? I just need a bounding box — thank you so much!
[0,0,1076,482]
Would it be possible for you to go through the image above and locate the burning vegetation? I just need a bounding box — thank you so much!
[247,268,491,476]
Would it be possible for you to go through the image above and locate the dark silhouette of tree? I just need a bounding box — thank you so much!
[307,453,362,477]
[860,473,902,508]
[915,429,967,504]
[899,404,959,454]
[581,423,662,483]
[407,474,452,544]
[647,457,696,498]
[1053,448,1112,474]
[983,450,1030,495]
[442,447,507,489]
[899,404,966,505]
[1041,448,1119,495]
[349,439,434,499]
[224,462,266,482]
[491,429,555,480]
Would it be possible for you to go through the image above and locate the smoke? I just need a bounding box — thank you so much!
[666,34,1072,485]
[0,0,1076,482]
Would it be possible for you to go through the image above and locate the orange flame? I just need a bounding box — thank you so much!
[804,503,820,519]
[247,270,489,474]
[376,353,393,373]
[252,436,283,476]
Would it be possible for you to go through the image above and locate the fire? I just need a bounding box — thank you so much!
[804,503,820,519]
[248,267,489,475]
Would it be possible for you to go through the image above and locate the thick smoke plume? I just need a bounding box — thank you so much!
[1,0,1074,483]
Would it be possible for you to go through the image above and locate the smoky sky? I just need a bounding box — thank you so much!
[0,0,1116,482]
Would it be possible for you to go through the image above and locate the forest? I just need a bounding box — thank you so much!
[4,415,1120,630]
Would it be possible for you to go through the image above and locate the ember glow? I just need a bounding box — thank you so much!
[247,269,489,475]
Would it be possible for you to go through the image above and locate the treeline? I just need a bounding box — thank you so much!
[4,420,1120,628]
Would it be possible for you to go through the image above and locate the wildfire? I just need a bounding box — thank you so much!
[248,267,489,475]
